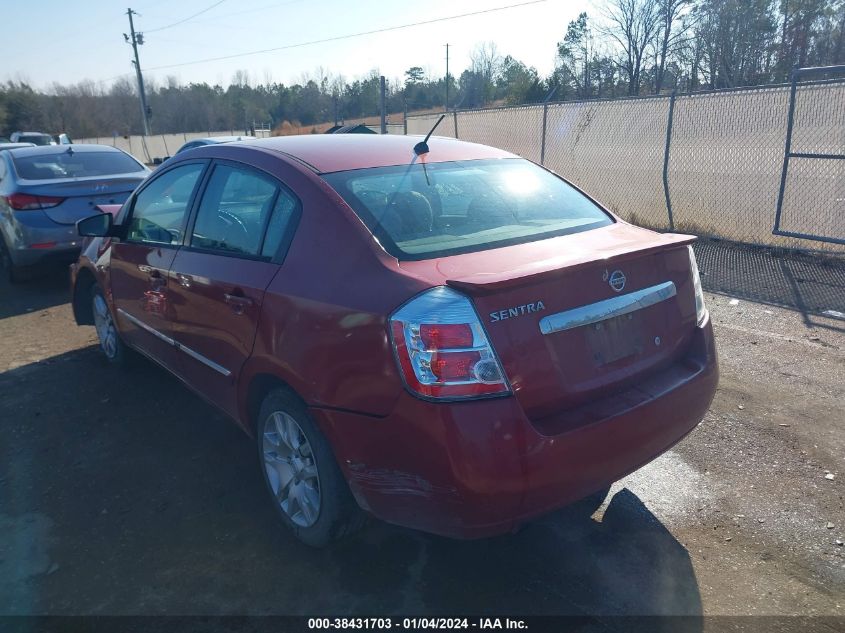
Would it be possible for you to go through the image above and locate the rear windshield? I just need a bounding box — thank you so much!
[18,134,53,146]
[322,158,613,260]
[13,151,145,180]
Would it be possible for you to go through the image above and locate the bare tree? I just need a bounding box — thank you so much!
[601,0,662,95]
[653,0,696,92]
[232,69,250,88]
[693,0,777,89]
[470,42,503,103]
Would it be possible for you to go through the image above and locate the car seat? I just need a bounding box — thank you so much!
[466,192,517,227]
[382,191,433,240]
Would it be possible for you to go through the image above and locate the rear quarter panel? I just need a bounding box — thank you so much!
[232,148,431,424]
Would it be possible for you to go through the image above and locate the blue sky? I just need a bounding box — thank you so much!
[3,0,589,90]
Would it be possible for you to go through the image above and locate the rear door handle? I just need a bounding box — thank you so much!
[224,293,254,314]
[146,268,167,290]
[176,273,193,288]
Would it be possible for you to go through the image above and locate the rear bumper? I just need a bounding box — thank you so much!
[313,316,718,539]
[2,210,82,267]
[9,244,81,268]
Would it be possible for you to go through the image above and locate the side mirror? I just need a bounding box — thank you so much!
[77,212,114,237]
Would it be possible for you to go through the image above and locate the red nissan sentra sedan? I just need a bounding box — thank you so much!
[70,133,718,546]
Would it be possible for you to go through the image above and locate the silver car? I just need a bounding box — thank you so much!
[10,132,54,146]
[0,142,36,152]
[174,135,256,155]
[0,144,149,282]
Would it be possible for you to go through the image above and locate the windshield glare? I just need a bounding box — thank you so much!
[323,158,613,260]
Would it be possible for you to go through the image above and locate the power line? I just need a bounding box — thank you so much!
[144,0,227,33]
[179,0,306,25]
[141,0,550,72]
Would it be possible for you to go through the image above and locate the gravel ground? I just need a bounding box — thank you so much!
[0,251,843,618]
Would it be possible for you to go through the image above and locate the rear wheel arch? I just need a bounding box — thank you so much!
[241,371,347,470]
[244,373,294,436]
[238,355,317,434]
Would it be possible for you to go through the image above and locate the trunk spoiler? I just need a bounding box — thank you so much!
[446,232,696,294]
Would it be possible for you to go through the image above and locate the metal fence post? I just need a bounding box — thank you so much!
[453,110,459,139]
[662,90,677,231]
[773,68,800,237]
[540,86,558,166]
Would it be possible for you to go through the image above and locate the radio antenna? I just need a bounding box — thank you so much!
[413,114,446,156]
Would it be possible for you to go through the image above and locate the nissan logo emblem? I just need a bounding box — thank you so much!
[608,270,626,292]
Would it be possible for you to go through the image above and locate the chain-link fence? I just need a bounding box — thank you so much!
[407,70,845,254]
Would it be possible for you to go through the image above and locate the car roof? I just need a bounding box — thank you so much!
[6,143,127,158]
[236,134,517,174]
[199,135,256,144]
[0,142,36,150]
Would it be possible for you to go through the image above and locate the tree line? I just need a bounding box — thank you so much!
[1,0,842,138]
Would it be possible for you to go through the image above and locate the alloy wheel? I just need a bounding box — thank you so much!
[262,411,321,527]
[92,293,118,359]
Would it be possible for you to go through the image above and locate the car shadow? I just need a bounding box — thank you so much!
[0,267,71,320]
[1,347,701,623]
[328,490,702,620]
[693,239,845,333]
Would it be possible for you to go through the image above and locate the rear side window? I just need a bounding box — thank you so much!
[191,164,279,256]
[323,158,613,260]
[127,163,204,245]
[261,189,298,258]
[13,151,146,180]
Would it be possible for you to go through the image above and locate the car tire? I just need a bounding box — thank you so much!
[257,388,365,547]
[91,284,130,365]
[0,238,31,284]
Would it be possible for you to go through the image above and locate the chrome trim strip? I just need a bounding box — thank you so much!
[116,308,231,377]
[176,342,232,377]
[539,281,677,335]
[117,308,175,345]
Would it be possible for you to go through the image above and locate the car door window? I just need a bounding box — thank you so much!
[126,163,204,245]
[191,164,278,256]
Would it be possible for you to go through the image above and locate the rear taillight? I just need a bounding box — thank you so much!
[5,193,65,210]
[390,286,510,400]
[688,246,707,326]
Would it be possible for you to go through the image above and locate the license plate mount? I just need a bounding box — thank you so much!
[585,314,645,365]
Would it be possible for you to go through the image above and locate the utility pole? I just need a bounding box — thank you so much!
[379,76,387,134]
[445,43,450,111]
[124,8,151,136]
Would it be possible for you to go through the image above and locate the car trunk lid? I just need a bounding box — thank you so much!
[400,223,699,420]
[17,176,142,224]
